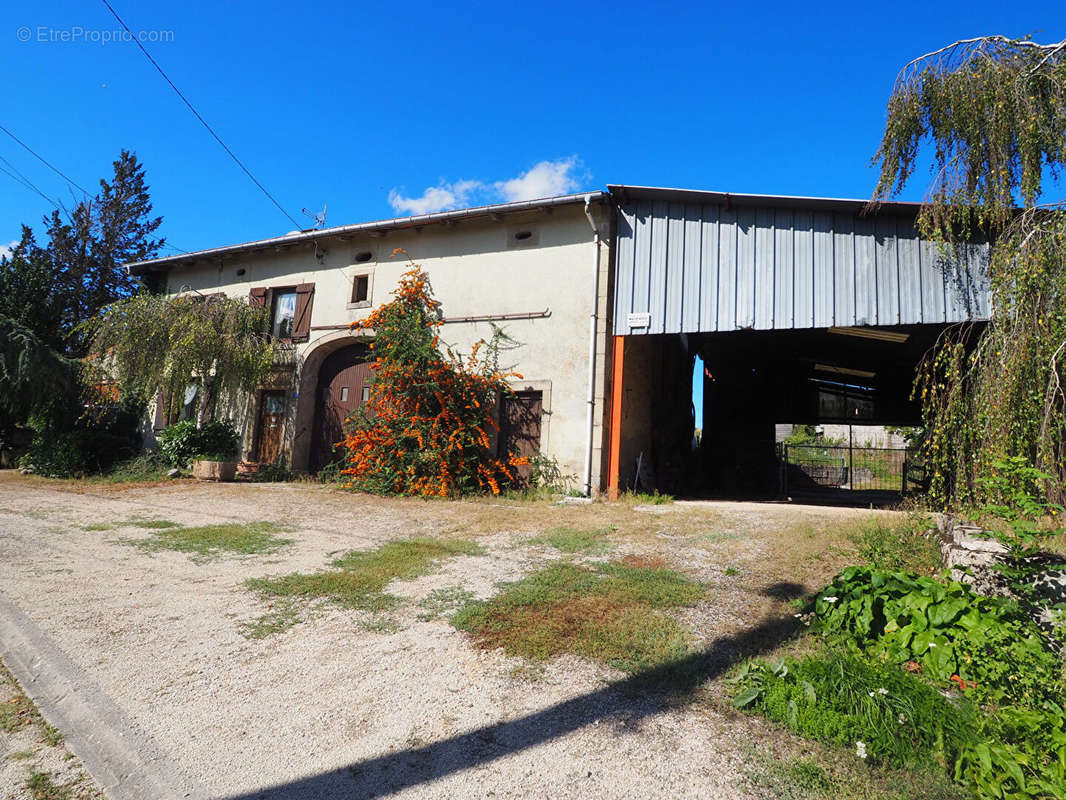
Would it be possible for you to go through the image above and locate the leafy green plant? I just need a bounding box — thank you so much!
[813,566,1058,706]
[155,419,240,467]
[250,462,294,482]
[525,451,577,494]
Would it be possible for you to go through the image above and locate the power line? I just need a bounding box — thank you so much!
[99,0,302,230]
[0,162,63,209]
[0,124,91,196]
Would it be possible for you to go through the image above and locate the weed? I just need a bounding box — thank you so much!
[1,662,62,745]
[126,517,181,529]
[247,538,482,612]
[26,772,72,800]
[624,491,674,505]
[120,522,293,562]
[8,748,35,759]
[360,615,402,634]
[527,526,613,554]
[92,453,172,484]
[848,513,940,574]
[80,523,113,531]
[724,567,740,576]
[732,650,978,769]
[238,602,301,639]
[452,561,704,672]
[417,586,476,620]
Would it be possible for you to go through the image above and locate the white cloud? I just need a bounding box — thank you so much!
[0,240,17,261]
[494,158,581,202]
[388,180,483,216]
[387,158,585,215]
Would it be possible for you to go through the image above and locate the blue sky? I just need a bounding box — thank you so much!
[0,0,1061,260]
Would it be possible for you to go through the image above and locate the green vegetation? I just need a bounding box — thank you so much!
[247,537,482,612]
[417,585,476,621]
[848,513,940,574]
[733,651,978,768]
[452,561,705,672]
[872,36,1066,507]
[1,662,63,745]
[735,562,1066,799]
[625,491,674,505]
[155,420,241,468]
[127,517,181,529]
[90,453,173,484]
[121,521,292,561]
[26,772,73,800]
[742,751,969,800]
[238,602,301,639]
[527,526,613,554]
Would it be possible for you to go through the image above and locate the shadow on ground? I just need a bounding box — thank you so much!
[223,612,802,800]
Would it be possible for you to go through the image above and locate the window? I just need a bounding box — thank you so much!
[352,275,370,304]
[271,288,297,340]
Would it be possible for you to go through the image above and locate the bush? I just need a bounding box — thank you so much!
[156,420,240,467]
[20,428,136,478]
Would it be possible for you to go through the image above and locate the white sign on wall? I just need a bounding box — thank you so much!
[627,312,651,329]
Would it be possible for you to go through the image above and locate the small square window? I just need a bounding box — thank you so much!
[352,275,369,304]
[362,386,371,402]
[340,387,349,402]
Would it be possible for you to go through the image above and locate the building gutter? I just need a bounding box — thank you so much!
[581,194,601,497]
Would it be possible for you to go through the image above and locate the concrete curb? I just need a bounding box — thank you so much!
[0,590,204,800]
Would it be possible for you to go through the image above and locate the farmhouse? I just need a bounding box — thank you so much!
[128,185,989,499]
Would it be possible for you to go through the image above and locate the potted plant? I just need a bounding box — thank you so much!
[192,452,239,482]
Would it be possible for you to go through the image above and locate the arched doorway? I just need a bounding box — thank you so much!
[310,343,374,472]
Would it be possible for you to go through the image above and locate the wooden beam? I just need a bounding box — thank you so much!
[607,335,625,500]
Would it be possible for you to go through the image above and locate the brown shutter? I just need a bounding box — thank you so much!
[248,287,268,307]
[292,283,315,342]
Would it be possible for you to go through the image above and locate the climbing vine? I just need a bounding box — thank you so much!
[340,263,528,497]
[873,35,1066,507]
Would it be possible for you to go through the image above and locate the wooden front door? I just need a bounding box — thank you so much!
[256,391,286,464]
[311,345,374,472]
[498,390,543,482]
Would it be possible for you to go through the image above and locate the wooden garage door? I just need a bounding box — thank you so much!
[311,345,373,472]
[498,390,542,482]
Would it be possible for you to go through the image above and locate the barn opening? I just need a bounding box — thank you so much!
[605,185,990,504]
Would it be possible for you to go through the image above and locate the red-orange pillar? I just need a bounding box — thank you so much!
[607,335,625,500]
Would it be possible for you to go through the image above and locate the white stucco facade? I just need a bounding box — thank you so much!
[143,197,613,492]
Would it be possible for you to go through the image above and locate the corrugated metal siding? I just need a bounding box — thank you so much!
[613,200,990,335]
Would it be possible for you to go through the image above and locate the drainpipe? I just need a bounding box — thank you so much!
[582,195,601,497]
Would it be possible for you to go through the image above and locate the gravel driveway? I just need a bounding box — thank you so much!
[0,474,888,799]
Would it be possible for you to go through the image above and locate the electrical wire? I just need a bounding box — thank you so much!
[0,124,90,196]
[98,0,302,230]
[0,161,64,210]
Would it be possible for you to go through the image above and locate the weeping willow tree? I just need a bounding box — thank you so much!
[872,35,1066,508]
[85,293,277,426]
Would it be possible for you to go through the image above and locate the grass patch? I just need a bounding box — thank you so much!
[742,750,970,800]
[26,772,72,800]
[417,585,476,620]
[126,517,181,529]
[848,512,940,574]
[452,561,705,672]
[247,537,483,612]
[359,615,402,633]
[527,526,613,554]
[80,523,113,531]
[121,521,292,561]
[624,491,674,505]
[238,602,301,639]
[1,662,63,745]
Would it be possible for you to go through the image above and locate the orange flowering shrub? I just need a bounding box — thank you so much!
[340,265,528,496]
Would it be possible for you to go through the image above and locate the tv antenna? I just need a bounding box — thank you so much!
[302,203,327,230]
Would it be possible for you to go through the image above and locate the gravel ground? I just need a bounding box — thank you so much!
[0,473,890,799]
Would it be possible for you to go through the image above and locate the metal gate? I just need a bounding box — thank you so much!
[780,443,921,499]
